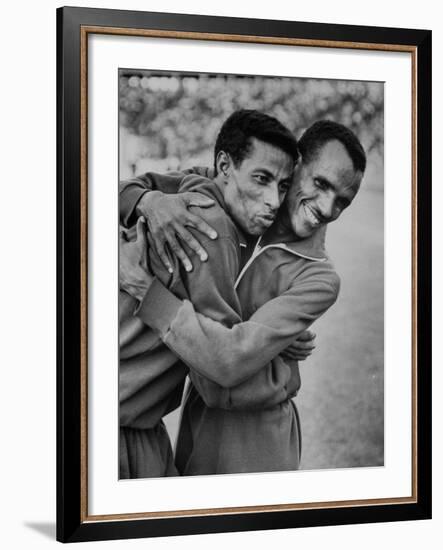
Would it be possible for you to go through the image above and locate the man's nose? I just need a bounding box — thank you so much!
[318,194,335,220]
[264,182,281,212]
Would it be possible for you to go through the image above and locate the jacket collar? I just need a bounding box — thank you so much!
[261,220,328,261]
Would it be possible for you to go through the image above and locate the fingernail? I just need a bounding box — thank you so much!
[200,252,208,261]
[185,264,192,272]
[168,267,173,274]
[210,232,217,239]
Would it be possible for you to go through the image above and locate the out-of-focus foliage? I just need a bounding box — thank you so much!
[119,71,383,178]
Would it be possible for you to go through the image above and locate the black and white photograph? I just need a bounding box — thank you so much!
[118,70,384,480]
[52,5,431,544]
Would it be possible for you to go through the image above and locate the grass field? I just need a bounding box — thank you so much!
[164,182,384,470]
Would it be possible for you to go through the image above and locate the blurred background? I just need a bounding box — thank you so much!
[119,70,384,470]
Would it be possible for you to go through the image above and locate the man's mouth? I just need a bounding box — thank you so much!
[257,213,276,227]
[303,203,321,227]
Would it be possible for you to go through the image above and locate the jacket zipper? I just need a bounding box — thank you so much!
[235,237,325,289]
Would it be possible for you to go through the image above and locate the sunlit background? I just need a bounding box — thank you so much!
[119,70,384,470]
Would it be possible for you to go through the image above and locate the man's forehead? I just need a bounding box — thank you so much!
[244,137,284,157]
[312,140,353,167]
[311,140,359,177]
[243,138,294,170]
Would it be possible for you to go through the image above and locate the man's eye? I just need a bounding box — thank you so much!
[314,178,328,191]
[279,184,290,193]
[254,174,268,184]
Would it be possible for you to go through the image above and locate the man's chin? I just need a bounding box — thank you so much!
[251,228,268,236]
[247,222,271,236]
[292,221,315,239]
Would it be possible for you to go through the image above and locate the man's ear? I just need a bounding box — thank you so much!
[215,150,230,178]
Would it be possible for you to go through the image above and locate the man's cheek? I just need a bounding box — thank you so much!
[279,190,289,204]
[241,189,262,210]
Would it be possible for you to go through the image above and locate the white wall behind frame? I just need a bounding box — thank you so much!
[0,1,438,549]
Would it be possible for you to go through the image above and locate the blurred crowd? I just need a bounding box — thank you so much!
[119,71,383,184]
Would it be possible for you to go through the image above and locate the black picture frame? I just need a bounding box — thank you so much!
[57,6,432,543]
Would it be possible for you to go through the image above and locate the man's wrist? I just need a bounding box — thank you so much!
[121,278,153,303]
[132,284,148,303]
[135,190,162,218]
[123,284,144,303]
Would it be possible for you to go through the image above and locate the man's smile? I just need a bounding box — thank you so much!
[303,202,322,227]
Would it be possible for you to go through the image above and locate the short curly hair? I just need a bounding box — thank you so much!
[213,109,299,174]
[298,120,366,173]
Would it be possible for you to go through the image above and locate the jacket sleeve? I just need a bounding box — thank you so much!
[189,355,301,410]
[136,230,244,378]
[119,220,242,425]
[138,262,340,388]
[119,167,212,227]
[119,171,187,227]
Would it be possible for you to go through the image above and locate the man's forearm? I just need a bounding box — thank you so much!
[137,271,338,388]
[189,356,301,410]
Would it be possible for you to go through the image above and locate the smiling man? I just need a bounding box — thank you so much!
[120,118,366,476]
[285,123,363,238]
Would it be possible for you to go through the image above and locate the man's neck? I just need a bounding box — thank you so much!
[212,174,226,198]
[261,207,299,246]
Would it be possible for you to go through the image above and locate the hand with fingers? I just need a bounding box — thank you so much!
[119,217,154,302]
[135,190,218,273]
[281,330,316,362]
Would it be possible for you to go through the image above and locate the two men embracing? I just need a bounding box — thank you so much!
[118,109,365,479]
